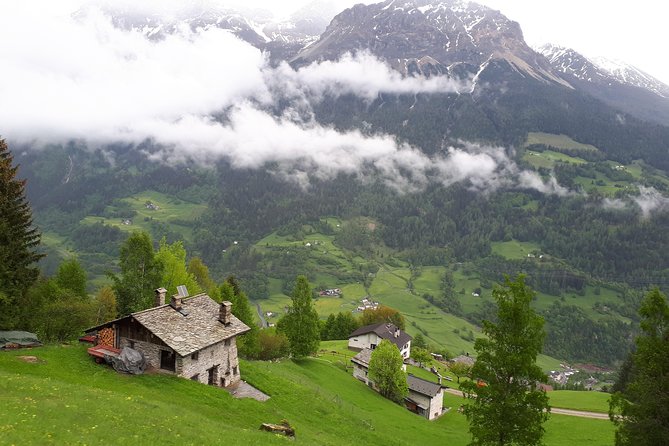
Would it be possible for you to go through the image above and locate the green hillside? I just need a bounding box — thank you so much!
[0,345,615,445]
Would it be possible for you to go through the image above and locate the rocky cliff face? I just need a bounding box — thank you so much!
[292,0,569,87]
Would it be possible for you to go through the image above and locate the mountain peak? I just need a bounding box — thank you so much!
[539,43,669,99]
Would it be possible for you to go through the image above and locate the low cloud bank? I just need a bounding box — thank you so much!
[0,1,563,195]
[603,186,669,217]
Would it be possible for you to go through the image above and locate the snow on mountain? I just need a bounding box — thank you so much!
[292,0,571,88]
[538,43,669,99]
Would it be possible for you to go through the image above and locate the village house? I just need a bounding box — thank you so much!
[350,349,445,420]
[348,322,412,359]
[406,374,445,421]
[351,347,374,387]
[85,288,250,387]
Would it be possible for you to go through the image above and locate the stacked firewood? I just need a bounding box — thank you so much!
[97,328,115,347]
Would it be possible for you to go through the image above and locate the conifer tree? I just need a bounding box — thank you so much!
[461,276,549,446]
[0,139,43,328]
[222,276,259,358]
[609,288,669,445]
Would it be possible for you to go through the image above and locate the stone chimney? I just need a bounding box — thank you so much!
[394,327,400,338]
[219,301,232,325]
[170,294,183,310]
[155,287,167,307]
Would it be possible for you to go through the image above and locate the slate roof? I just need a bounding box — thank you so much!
[87,294,250,357]
[349,322,412,350]
[407,374,442,398]
[351,348,373,368]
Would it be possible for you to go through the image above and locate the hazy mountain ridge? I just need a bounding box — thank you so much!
[538,43,669,124]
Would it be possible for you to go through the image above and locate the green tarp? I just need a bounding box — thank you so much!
[0,331,42,349]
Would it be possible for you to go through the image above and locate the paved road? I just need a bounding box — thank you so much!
[443,388,609,419]
[255,302,268,328]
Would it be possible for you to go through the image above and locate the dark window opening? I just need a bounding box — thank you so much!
[190,374,199,381]
[129,340,135,349]
[232,366,238,376]
[224,339,231,347]
[160,350,176,372]
[191,351,199,360]
[207,365,218,385]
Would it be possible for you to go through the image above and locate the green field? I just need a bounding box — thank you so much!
[523,149,588,169]
[79,190,207,242]
[524,132,600,153]
[549,390,611,413]
[0,345,615,445]
[491,240,542,260]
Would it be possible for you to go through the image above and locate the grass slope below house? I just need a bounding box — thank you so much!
[0,345,614,445]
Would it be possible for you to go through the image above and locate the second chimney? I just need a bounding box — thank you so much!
[219,301,232,325]
[171,294,183,310]
[155,287,167,307]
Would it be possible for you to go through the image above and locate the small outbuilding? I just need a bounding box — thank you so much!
[405,374,445,420]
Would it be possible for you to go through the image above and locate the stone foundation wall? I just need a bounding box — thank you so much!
[119,337,169,370]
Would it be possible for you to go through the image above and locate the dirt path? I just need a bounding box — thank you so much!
[443,388,609,419]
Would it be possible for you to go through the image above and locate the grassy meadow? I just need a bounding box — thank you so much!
[0,344,615,445]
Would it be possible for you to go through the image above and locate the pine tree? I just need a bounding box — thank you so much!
[609,288,669,445]
[279,275,320,358]
[461,276,550,446]
[0,139,43,328]
[109,231,163,315]
[222,276,259,358]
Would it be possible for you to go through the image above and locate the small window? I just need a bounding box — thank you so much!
[190,374,199,381]
[191,351,199,360]
[129,340,135,349]
[232,366,238,376]
[224,339,231,347]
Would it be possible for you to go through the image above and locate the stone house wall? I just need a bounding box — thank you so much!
[177,337,241,387]
[119,337,167,370]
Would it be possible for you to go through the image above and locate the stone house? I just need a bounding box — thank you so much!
[406,374,445,420]
[86,288,250,387]
[351,348,374,386]
[348,322,412,359]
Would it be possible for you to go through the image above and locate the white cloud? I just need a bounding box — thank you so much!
[0,1,564,195]
[601,186,669,218]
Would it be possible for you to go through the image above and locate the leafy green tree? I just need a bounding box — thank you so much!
[461,276,550,446]
[0,139,43,328]
[412,333,428,349]
[155,238,201,298]
[411,347,433,368]
[278,275,320,358]
[188,257,220,301]
[221,277,259,358]
[109,231,163,314]
[609,288,669,445]
[449,361,473,384]
[55,257,87,299]
[360,305,405,330]
[368,339,408,404]
[93,286,117,323]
